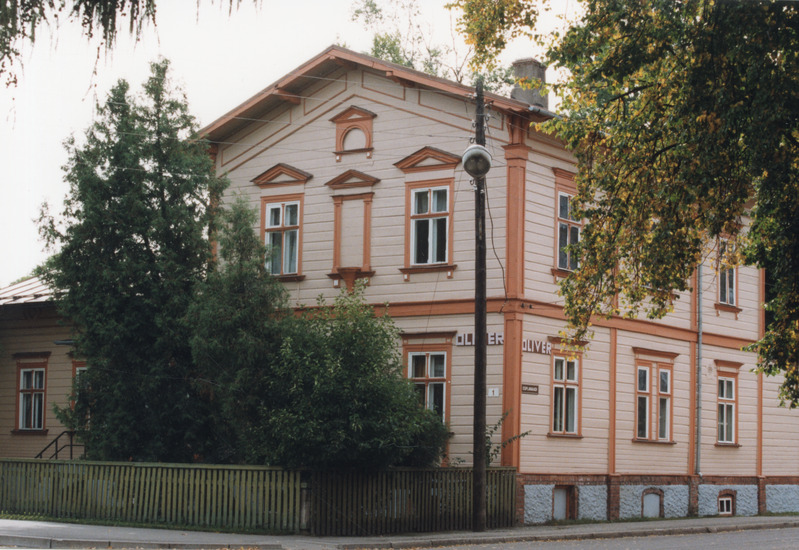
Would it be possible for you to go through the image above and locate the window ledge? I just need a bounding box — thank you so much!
[11,429,49,436]
[551,267,573,281]
[334,147,374,161]
[632,438,677,445]
[272,274,305,283]
[547,432,583,439]
[715,442,741,448]
[399,264,457,281]
[714,302,741,319]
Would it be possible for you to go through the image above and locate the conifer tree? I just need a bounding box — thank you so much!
[41,59,228,461]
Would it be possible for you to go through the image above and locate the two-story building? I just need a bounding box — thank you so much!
[200,45,799,522]
[3,44,798,524]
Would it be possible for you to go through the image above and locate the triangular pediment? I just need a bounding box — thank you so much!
[394,146,461,174]
[325,170,380,189]
[252,163,313,188]
[330,106,377,123]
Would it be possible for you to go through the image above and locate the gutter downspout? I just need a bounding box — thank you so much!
[695,262,703,477]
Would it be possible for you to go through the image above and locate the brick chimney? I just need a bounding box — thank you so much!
[510,58,548,110]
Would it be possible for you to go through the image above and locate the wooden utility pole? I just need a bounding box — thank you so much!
[472,78,487,533]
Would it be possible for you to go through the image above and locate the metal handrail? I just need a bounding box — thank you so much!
[34,430,84,460]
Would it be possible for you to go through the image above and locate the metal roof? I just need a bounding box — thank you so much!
[0,276,53,306]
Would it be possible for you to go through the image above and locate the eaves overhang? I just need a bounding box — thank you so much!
[199,45,543,144]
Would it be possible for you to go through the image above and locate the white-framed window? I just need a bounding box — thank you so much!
[636,362,672,441]
[636,366,650,439]
[557,192,580,271]
[265,200,300,275]
[658,369,671,440]
[408,351,447,420]
[552,355,579,435]
[719,240,736,305]
[718,495,733,515]
[18,367,45,430]
[410,186,449,265]
[718,376,736,443]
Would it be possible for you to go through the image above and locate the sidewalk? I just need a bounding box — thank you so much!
[2,515,799,550]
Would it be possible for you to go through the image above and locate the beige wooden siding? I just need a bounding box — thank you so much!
[518,318,610,474]
[0,309,73,459]
[696,345,758,475]
[761,373,799,476]
[220,67,511,308]
[613,334,691,475]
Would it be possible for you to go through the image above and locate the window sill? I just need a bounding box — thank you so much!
[714,302,741,319]
[715,442,741,448]
[11,429,49,436]
[271,274,305,283]
[551,267,573,281]
[547,432,583,439]
[400,264,457,281]
[334,147,373,161]
[632,438,677,445]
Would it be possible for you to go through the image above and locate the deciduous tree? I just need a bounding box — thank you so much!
[0,1,250,85]
[455,0,799,404]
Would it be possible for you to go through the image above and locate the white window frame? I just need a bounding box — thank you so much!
[718,496,733,516]
[636,362,672,441]
[18,367,46,431]
[718,376,736,443]
[557,191,580,271]
[718,240,736,306]
[552,355,579,435]
[636,366,650,439]
[265,200,300,275]
[410,186,449,266]
[408,351,447,420]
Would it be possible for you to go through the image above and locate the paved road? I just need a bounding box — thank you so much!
[438,526,799,550]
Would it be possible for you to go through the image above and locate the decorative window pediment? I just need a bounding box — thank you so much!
[325,170,380,190]
[252,163,313,188]
[394,146,461,174]
[331,106,376,161]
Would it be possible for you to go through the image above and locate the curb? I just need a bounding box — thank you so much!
[335,519,799,549]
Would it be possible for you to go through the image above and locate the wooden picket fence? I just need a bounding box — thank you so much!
[309,467,517,535]
[0,459,301,532]
[0,459,516,535]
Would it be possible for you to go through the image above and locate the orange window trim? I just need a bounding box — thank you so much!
[403,339,453,425]
[403,178,455,271]
[261,193,304,277]
[717,368,739,445]
[549,351,582,436]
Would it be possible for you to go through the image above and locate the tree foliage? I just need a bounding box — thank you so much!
[267,286,450,470]
[456,1,799,404]
[186,196,292,463]
[41,59,228,461]
[190,207,450,469]
[352,0,515,93]
[0,1,250,85]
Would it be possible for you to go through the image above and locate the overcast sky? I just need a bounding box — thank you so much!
[0,0,577,287]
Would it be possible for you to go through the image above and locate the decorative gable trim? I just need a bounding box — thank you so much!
[394,146,461,174]
[325,170,380,190]
[330,105,377,124]
[331,106,377,161]
[252,163,313,188]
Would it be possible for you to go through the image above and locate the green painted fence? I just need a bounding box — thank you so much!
[309,467,517,535]
[0,459,516,535]
[0,459,301,531]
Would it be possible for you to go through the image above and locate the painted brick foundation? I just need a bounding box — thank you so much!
[516,473,799,524]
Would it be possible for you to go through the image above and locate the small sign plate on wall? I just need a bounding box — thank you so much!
[522,384,539,395]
